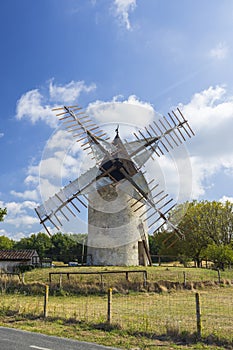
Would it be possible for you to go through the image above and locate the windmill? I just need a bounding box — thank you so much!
[35,105,194,266]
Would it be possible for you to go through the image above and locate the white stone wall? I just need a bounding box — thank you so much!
[87,185,149,266]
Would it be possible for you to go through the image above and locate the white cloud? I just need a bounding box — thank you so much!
[16,89,57,127]
[0,132,4,138]
[0,228,27,241]
[6,215,38,228]
[24,175,39,186]
[113,0,137,30]
[87,95,156,138]
[38,178,60,202]
[13,78,97,206]
[9,165,40,203]
[10,124,92,205]
[39,130,84,180]
[179,85,233,198]
[16,79,96,128]
[180,85,233,130]
[209,42,229,60]
[46,130,75,151]
[38,128,94,203]
[1,200,38,229]
[49,80,96,104]
[10,189,38,201]
[219,195,233,203]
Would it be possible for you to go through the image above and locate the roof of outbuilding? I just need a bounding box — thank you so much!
[0,250,38,261]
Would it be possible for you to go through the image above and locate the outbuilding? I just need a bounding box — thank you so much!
[0,249,40,272]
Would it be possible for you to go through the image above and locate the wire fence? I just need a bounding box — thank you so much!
[0,286,233,344]
[0,267,233,346]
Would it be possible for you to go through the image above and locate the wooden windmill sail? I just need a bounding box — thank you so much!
[35,105,194,266]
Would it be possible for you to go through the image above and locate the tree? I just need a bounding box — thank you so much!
[155,200,233,267]
[0,235,14,249]
[15,232,52,259]
[148,235,160,256]
[203,243,233,270]
[14,236,33,250]
[14,232,87,262]
[0,207,7,222]
[50,233,75,263]
[29,233,52,259]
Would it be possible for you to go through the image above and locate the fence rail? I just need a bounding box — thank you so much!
[49,269,148,287]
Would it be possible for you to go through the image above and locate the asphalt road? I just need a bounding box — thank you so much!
[0,327,120,350]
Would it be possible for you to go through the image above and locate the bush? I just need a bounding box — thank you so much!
[14,265,35,273]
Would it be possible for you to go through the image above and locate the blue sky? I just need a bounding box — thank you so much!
[1,0,233,239]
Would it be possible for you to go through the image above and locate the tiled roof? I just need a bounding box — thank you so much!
[0,250,38,261]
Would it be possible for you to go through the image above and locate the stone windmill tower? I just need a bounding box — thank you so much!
[35,105,194,266]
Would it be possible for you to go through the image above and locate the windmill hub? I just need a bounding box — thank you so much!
[100,157,137,182]
[100,130,138,182]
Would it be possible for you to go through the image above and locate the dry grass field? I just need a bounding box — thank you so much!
[23,264,233,287]
[0,266,233,349]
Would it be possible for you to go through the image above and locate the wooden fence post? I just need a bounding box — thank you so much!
[44,285,49,318]
[107,288,112,324]
[59,273,62,289]
[143,271,147,288]
[195,292,201,339]
[100,274,104,289]
[217,268,221,283]
[126,272,129,281]
[183,271,186,287]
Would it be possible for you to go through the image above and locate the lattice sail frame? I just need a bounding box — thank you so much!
[35,105,194,239]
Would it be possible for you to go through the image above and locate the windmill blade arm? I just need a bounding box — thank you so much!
[118,171,152,203]
[52,105,112,162]
[125,138,159,157]
[118,167,153,205]
[35,164,118,234]
[132,108,195,157]
[118,167,183,239]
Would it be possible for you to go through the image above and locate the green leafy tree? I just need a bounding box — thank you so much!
[148,234,167,263]
[0,235,14,249]
[155,200,233,267]
[69,233,87,263]
[15,232,52,259]
[50,232,78,263]
[14,232,87,262]
[0,207,7,222]
[29,233,52,259]
[14,236,33,250]
[148,235,159,256]
[49,233,87,263]
[203,243,233,270]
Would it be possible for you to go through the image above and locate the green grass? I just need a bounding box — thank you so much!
[1,317,227,350]
[0,266,233,349]
[0,288,233,348]
[24,265,233,285]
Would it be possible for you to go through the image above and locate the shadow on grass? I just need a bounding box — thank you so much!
[1,311,232,349]
[63,319,232,349]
